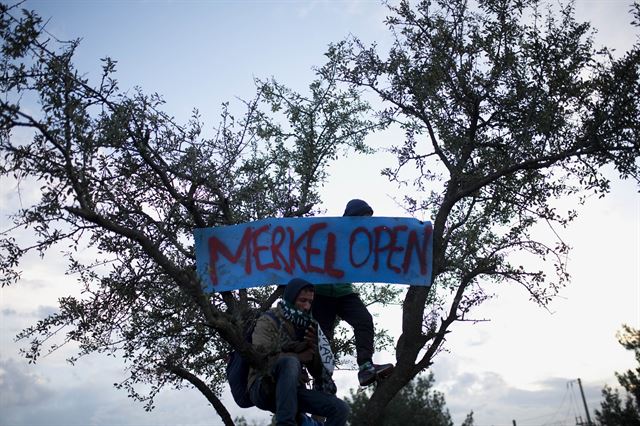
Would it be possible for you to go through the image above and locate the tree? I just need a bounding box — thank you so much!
[322,0,640,423]
[615,325,640,409]
[346,372,474,426]
[0,3,384,425]
[595,325,640,425]
[460,411,475,426]
[2,1,640,425]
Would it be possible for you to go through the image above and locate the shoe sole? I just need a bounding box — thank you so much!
[376,365,394,379]
[359,375,377,387]
[359,366,394,386]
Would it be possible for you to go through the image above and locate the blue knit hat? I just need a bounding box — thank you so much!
[343,199,373,217]
[283,278,314,304]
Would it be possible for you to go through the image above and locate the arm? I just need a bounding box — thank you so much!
[252,314,280,356]
[301,324,323,378]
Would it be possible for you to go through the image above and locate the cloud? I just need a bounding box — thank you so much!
[1,305,58,319]
[2,327,608,426]
[1,307,18,316]
[35,305,59,318]
[0,353,271,426]
[1,303,59,345]
[0,358,53,408]
[430,360,607,426]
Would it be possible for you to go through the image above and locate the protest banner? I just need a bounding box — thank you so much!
[194,217,433,292]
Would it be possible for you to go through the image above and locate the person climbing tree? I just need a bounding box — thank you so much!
[312,199,394,386]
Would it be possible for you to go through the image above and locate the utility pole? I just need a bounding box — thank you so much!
[577,378,593,426]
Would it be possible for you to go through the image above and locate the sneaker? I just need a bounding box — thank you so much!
[374,363,394,379]
[358,362,377,387]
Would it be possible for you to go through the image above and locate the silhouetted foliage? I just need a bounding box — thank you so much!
[596,325,640,425]
[0,2,381,424]
[323,0,640,423]
[346,373,473,426]
[1,0,639,425]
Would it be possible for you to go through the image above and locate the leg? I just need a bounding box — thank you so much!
[271,355,303,426]
[336,293,374,365]
[297,387,350,426]
[249,375,276,413]
[312,293,338,341]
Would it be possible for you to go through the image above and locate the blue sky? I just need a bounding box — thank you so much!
[1,1,639,425]
[28,0,390,122]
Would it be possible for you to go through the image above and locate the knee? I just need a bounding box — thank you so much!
[355,309,373,329]
[273,355,301,377]
[363,309,373,324]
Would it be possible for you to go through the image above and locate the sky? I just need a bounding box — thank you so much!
[0,1,638,425]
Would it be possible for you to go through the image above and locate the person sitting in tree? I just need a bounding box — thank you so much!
[248,278,349,426]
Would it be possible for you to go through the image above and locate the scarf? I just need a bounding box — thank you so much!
[279,299,313,329]
[278,299,337,394]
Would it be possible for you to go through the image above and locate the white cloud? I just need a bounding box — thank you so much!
[0,358,53,409]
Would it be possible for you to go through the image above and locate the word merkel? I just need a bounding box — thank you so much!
[194,217,433,292]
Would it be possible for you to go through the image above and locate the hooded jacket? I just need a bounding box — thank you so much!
[248,279,322,389]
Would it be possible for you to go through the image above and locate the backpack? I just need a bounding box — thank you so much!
[227,310,280,408]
